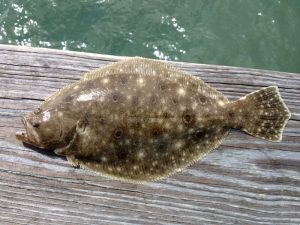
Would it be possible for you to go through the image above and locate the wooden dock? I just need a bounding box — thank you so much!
[0,44,299,225]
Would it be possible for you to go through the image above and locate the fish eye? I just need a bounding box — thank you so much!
[114,129,123,139]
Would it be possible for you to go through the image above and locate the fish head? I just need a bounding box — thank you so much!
[16,106,64,149]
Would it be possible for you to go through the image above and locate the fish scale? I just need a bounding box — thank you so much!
[16,57,291,183]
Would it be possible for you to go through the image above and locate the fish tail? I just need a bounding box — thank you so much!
[227,86,291,142]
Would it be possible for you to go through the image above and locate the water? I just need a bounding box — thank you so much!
[1,0,300,73]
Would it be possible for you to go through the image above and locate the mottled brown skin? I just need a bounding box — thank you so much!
[16,58,291,183]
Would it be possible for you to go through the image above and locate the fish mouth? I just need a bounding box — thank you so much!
[16,118,29,141]
[16,116,63,149]
[15,117,37,146]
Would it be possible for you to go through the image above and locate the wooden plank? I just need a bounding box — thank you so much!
[0,44,299,225]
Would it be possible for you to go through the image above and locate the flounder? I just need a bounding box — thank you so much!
[16,58,291,183]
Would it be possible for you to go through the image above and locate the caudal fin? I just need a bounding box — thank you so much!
[228,86,291,142]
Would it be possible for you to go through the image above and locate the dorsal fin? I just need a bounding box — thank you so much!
[82,57,227,102]
[82,57,175,81]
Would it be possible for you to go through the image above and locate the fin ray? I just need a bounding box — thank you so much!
[82,57,172,81]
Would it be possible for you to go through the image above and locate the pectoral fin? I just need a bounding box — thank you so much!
[54,117,88,156]
[54,131,78,156]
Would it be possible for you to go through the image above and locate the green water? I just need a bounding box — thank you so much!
[1,0,300,73]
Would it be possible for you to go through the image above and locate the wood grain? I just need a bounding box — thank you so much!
[0,44,299,225]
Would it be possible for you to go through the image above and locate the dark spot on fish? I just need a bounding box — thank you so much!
[164,72,171,78]
[158,82,167,91]
[132,96,139,106]
[255,121,262,127]
[132,140,139,147]
[151,127,160,137]
[99,116,106,125]
[133,121,141,128]
[183,114,192,123]
[64,95,74,102]
[228,111,235,118]
[204,113,210,118]
[120,77,127,85]
[143,117,149,123]
[264,123,271,129]
[112,93,120,102]
[114,129,123,139]
[190,82,198,89]
[158,142,167,152]
[143,163,151,172]
[163,112,172,119]
[149,95,157,104]
[172,97,178,105]
[243,112,249,119]
[182,110,195,126]
[160,84,167,91]
[199,95,207,104]
[195,129,204,139]
[116,148,127,161]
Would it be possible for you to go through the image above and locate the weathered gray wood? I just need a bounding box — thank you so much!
[0,44,299,225]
